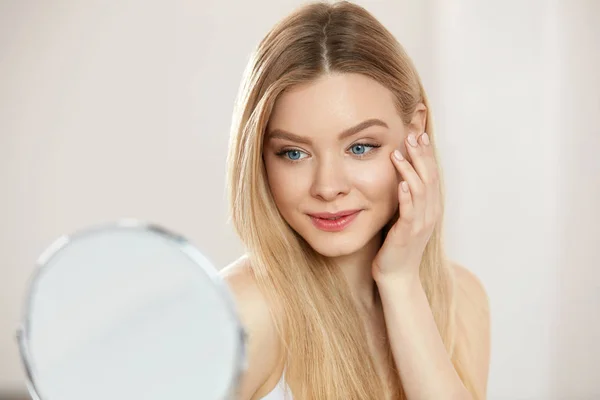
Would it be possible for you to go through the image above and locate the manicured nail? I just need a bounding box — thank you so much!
[393,150,404,160]
[422,132,430,145]
[408,134,418,147]
[401,181,409,192]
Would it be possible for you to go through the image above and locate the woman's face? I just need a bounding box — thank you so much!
[263,72,410,258]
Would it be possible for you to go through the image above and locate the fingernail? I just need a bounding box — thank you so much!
[422,132,430,145]
[401,181,409,192]
[393,150,404,160]
[408,134,418,147]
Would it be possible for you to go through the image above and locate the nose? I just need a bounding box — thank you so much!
[309,155,350,201]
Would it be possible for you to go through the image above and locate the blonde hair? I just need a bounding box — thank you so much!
[227,1,478,399]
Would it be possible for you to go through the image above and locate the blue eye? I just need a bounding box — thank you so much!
[287,150,302,160]
[351,144,367,154]
[277,149,308,161]
[350,143,379,156]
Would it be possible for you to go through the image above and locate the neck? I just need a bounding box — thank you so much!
[330,232,383,312]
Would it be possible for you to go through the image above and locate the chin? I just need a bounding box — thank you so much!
[301,231,373,258]
[309,241,359,258]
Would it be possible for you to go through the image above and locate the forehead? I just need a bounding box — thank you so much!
[268,72,399,134]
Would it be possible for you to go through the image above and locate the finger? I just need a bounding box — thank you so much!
[391,149,424,234]
[406,132,440,224]
[395,179,414,241]
[396,137,427,225]
[405,132,433,183]
[417,132,442,223]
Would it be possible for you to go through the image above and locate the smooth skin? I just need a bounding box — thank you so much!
[221,73,490,399]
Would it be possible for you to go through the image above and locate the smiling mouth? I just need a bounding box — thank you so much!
[308,210,361,232]
[307,209,362,219]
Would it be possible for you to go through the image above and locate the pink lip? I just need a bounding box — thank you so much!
[308,210,361,232]
[308,209,362,219]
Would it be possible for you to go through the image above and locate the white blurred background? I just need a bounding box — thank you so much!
[1,0,598,399]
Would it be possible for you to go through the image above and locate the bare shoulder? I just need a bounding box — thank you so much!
[452,263,490,315]
[451,262,491,398]
[220,256,283,400]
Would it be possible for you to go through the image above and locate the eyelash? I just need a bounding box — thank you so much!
[275,142,382,163]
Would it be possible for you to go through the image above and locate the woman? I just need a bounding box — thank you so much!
[220,1,491,399]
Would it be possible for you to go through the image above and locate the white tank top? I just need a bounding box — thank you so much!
[260,371,293,400]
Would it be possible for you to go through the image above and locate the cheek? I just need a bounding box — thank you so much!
[264,157,307,209]
[352,158,399,203]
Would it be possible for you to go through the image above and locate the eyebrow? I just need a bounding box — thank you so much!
[266,118,389,145]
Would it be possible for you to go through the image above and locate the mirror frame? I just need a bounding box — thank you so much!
[15,219,247,400]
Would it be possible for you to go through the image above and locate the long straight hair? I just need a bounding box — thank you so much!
[227,1,479,399]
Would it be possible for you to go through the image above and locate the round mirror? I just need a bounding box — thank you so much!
[16,220,246,400]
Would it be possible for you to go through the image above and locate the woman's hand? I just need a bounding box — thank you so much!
[372,131,442,284]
